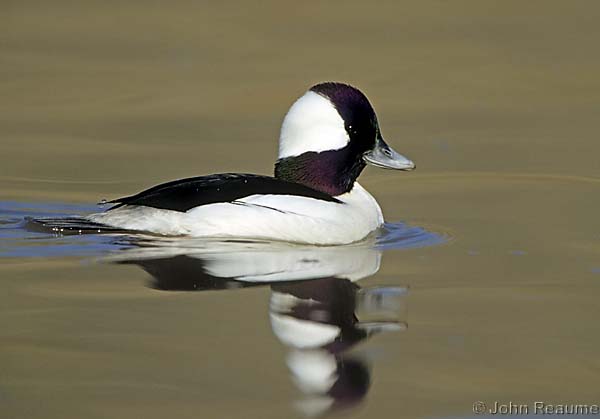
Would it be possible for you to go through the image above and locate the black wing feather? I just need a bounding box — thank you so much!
[108,173,340,212]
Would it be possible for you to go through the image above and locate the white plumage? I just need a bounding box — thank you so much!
[278,91,349,159]
[88,183,383,245]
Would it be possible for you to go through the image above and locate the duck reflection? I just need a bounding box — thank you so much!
[113,239,407,416]
[270,277,407,416]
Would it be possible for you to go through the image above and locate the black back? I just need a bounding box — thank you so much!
[108,173,340,212]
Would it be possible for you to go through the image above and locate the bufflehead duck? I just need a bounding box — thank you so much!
[88,82,415,244]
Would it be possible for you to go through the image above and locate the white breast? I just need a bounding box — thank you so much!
[88,183,383,245]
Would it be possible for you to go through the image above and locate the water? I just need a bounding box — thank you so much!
[2,2,600,418]
[0,201,446,258]
[0,200,445,418]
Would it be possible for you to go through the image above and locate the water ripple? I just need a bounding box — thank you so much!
[0,201,448,258]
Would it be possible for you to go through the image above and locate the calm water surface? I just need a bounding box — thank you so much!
[2,2,600,418]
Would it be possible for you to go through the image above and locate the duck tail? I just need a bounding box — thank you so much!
[24,216,130,235]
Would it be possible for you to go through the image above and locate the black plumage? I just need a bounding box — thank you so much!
[108,173,340,212]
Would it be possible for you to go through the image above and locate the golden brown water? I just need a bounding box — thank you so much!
[2,1,600,418]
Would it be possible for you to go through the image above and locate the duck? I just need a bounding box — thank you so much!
[87,82,415,244]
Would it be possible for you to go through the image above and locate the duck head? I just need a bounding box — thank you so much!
[275,82,415,196]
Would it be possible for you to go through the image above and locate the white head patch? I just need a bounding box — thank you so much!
[278,91,349,159]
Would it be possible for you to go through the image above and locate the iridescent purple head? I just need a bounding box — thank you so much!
[275,82,415,196]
